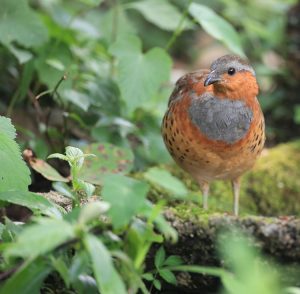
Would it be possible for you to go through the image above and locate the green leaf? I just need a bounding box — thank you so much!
[48,153,68,161]
[109,35,172,115]
[102,174,149,229]
[164,255,183,266]
[5,218,75,258]
[51,256,70,287]
[0,0,48,47]
[5,43,33,64]
[0,258,51,294]
[0,116,16,139]
[153,279,161,290]
[144,167,188,198]
[46,58,66,71]
[159,269,177,285]
[128,0,192,31]
[78,201,110,225]
[154,246,166,269]
[0,117,31,192]
[142,273,154,281]
[28,157,69,182]
[84,234,127,294]
[62,89,91,112]
[189,3,245,56]
[0,191,62,218]
[79,143,134,185]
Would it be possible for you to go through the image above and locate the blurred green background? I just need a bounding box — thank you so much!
[0,0,299,169]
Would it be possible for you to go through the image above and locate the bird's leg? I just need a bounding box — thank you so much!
[200,182,210,210]
[231,178,241,216]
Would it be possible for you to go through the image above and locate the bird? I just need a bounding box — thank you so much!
[162,55,265,216]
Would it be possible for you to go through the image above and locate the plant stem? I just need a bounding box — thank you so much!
[165,0,193,52]
[109,0,119,77]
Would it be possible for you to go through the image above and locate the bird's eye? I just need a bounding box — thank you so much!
[227,67,236,75]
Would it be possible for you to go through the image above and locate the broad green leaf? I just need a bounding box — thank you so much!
[28,157,69,182]
[0,0,48,47]
[102,174,149,229]
[109,35,172,115]
[144,167,188,198]
[34,43,72,89]
[84,234,127,294]
[5,218,75,258]
[154,246,166,269]
[0,258,51,294]
[0,191,62,218]
[189,3,245,56]
[79,143,134,185]
[159,269,177,284]
[0,117,31,192]
[0,116,16,139]
[128,0,192,31]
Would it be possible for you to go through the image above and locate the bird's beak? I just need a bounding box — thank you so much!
[204,70,221,87]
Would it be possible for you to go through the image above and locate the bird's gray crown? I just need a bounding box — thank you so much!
[210,54,255,76]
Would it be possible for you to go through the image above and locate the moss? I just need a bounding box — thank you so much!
[146,140,300,217]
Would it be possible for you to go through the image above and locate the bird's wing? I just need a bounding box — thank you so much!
[168,70,208,106]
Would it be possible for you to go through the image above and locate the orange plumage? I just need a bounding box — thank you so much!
[162,55,265,215]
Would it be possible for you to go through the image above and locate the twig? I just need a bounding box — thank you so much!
[165,0,193,52]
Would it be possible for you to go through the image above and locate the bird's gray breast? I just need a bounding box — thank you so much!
[188,92,253,144]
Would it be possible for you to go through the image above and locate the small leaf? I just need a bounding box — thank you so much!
[28,157,69,182]
[48,153,68,161]
[51,256,70,287]
[144,167,188,198]
[155,246,166,269]
[78,201,110,225]
[164,255,183,266]
[142,273,154,281]
[189,3,245,56]
[0,191,62,218]
[5,218,75,258]
[84,234,127,294]
[62,89,91,112]
[77,180,95,197]
[153,279,161,290]
[46,59,65,71]
[52,182,75,199]
[159,269,177,285]
[102,174,149,229]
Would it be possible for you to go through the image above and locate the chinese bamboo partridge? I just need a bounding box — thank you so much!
[162,55,265,216]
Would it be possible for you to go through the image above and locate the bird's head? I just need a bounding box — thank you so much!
[204,55,258,97]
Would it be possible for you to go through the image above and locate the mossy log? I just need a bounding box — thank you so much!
[150,141,300,292]
[160,211,300,293]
